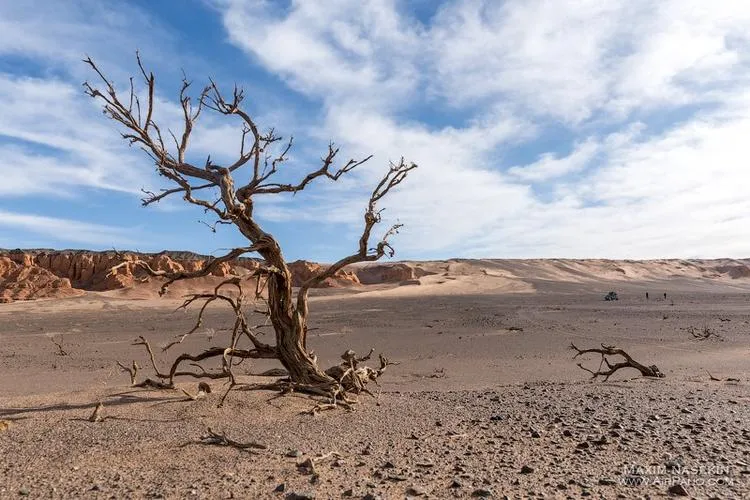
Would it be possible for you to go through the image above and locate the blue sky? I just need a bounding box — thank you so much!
[1,1,750,261]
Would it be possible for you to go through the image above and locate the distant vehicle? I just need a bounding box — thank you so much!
[604,291,619,301]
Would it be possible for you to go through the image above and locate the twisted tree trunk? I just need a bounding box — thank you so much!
[84,53,413,403]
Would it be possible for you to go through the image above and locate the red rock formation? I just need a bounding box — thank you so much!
[0,250,378,302]
[3,251,238,291]
[0,257,84,303]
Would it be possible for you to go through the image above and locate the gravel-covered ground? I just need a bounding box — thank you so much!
[1,283,749,498]
[1,380,748,499]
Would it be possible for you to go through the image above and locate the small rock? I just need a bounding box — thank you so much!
[449,480,462,488]
[530,430,542,438]
[285,450,303,458]
[342,490,353,497]
[285,492,315,500]
[18,489,29,497]
[274,483,286,493]
[405,486,426,496]
[520,465,534,474]
[576,442,590,449]
[598,478,616,486]
[387,475,408,482]
[471,489,493,497]
[667,484,689,496]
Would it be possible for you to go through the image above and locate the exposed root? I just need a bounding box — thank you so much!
[116,360,139,386]
[570,343,665,381]
[325,349,398,395]
[88,402,104,422]
[298,451,340,483]
[249,368,288,377]
[133,378,174,390]
[199,428,267,452]
[181,382,212,401]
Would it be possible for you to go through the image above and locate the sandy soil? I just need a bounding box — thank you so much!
[1,262,749,499]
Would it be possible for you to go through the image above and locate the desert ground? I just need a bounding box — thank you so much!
[1,259,749,499]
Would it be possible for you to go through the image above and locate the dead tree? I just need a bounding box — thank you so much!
[569,343,664,381]
[84,53,415,406]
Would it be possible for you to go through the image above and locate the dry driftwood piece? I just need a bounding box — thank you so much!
[706,370,740,382]
[199,428,267,452]
[570,343,665,381]
[116,360,139,385]
[297,451,340,481]
[51,335,68,356]
[88,402,105,422]
[84,53,414,408]
[687,325,723,341]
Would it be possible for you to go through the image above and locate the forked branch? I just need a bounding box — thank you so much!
[569,343,664,381]
[296,158,416,316]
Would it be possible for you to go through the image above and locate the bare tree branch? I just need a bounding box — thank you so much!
[296,158,417,319]
[85,53,415,407]
[570,343,664,381]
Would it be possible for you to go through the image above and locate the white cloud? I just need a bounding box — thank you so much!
[0,210,135,247]
[213,0,750,259]
[509,139,599,182]
[3,0,750,259]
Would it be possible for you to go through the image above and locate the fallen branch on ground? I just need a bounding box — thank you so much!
[199,428,267,452]
[706,370,740,382]
[88,402,104,422]
[570,343,665,381]
[298,451,341,483]
[687,325,723,341]
[51,335,68,356]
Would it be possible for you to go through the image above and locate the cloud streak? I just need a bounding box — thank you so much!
[212,0,750,258]
[2,0,750,259]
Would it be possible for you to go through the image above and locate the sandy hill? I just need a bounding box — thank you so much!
[1,250,750,303]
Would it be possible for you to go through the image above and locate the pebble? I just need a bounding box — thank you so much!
[285,492,315,500]
[667,484,689,496]
[471,488,493,497]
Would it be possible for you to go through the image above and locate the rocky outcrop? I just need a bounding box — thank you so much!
[0,251,362,300]
[288,260,361,288]
[3,250,235,291]
[0,257,84,303]
[356,263,418,284]
[716,265,750,279]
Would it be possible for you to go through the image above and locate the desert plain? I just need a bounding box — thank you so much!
[1,256,749,499]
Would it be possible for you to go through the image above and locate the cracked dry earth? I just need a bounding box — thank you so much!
[1,380,749,499]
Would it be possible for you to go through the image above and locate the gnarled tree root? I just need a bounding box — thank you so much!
[570,343,664,381]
